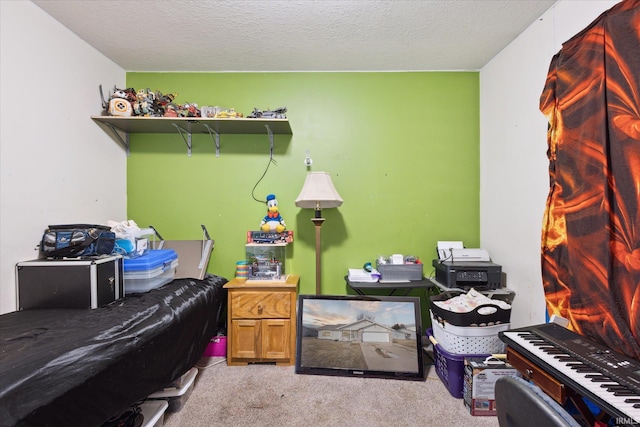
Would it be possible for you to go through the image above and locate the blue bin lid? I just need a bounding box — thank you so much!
[123,249,178,272]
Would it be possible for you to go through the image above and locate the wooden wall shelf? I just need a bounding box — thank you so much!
[91,116,292,157]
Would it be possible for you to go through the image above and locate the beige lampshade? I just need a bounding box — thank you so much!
[295,172,343,209]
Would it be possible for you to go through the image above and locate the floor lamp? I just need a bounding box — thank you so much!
[295,172,343,295]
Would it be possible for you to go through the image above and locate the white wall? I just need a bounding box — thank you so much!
[0,1,127,314]
[479,0,618,328]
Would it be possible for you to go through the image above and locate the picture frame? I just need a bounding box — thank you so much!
[295,294,425,381]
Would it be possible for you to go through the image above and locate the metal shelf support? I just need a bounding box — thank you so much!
[104,123,130,156]
[172,123,192,156]
[203,124,220,157]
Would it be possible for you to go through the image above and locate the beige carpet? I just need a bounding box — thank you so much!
[160,356,500,427]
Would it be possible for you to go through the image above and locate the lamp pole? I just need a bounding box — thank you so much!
[311,217,325,295]
[295,172,343,295]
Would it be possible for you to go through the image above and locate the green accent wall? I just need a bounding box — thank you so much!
[125,72,479,322]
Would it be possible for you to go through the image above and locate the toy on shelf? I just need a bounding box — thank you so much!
[260,194,286,233]
[133,88,155,116]
[214,108,243,118]
[245,242,288,280]
[247,107,287,119]
[99,84,198,118]
[101,86,136,116]
[246,230,293,244]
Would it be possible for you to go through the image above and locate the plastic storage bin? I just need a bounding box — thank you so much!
[123,249,178,294]
[148,367,197,413]
[430,291,512,327]
[430,311,509,354]
[375,260,423,281]
[428,328,490,399]
[139,400,169,427]
[203,336,227,357]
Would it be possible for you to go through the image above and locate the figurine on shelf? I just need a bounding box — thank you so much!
[260,194,286,233]
[154,90,178,116]
[177,103,200,117]
[163,103,178,117]
[133,88,155,117]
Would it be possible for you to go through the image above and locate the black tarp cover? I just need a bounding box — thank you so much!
[0,275,227,427]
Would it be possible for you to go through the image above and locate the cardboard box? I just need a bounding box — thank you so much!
[463,356,521,416]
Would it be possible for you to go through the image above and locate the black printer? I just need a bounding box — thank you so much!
[432,259,502,290]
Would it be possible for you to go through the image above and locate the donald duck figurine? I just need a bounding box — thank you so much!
[260,194,286,233]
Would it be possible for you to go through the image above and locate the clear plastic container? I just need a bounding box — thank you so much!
[148,367,198,413]
[123,249,178,294]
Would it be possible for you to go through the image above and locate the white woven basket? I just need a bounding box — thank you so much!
[430,310,509,354]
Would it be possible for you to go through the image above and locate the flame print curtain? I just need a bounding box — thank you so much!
[540,0,640,360]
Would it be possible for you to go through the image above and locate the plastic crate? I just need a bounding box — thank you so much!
[428,328,489,399]
[430,311,509,354]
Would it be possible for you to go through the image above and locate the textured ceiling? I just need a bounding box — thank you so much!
[32,0,557,72]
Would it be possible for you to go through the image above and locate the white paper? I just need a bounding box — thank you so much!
[437,241,464,260]
[348,268,380,283]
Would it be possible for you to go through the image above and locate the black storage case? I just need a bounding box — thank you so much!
[16,255,123,309]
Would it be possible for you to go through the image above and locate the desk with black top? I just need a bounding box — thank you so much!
[345,277,438,332]
[344,276,437,297]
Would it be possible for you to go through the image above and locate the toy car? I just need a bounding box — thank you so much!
[247,107,287,119]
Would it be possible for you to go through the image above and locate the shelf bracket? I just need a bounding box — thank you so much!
[203,124,220,157]
[265,124,274,159]
[104,123,130,156]
[172,123,192,156]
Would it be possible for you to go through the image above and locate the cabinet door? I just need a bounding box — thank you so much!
[262,319,291,360]
[231,319,261,359]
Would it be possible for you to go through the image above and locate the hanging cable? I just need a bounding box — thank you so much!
[251,155,278,203]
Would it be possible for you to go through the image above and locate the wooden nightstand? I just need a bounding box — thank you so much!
[224,275,299,366]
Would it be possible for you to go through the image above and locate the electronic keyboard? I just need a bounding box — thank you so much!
[500,323,640,425]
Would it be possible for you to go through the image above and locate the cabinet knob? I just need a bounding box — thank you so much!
[525,368,534,377]
[258,304,263,314]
